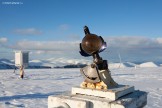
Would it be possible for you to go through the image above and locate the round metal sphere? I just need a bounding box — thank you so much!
[81,34,102,55]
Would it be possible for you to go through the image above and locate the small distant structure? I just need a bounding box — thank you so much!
[15,51,29,79]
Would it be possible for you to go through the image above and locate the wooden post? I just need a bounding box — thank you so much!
[20,65,24,79]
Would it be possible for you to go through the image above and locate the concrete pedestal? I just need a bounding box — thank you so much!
[48,85,147,108]
[72,85,134,101]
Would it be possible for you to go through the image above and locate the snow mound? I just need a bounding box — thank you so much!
[139,62,158,68]
[109,63,126,69]
[109,62,136,69]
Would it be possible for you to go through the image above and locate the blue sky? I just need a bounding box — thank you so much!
[0,0,162,62]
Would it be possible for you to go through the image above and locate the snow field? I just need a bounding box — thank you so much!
[0,67,162,108]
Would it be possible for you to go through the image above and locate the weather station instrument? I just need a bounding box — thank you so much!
[15,51,29,79]
[79,26,118,89]
[48,26,147,108]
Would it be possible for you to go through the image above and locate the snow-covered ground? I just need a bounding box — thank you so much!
[0,67,162,108]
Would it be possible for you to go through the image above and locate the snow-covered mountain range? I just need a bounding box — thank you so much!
[0,58,161,69]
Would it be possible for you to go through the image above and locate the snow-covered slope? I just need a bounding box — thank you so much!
[108,62,136,69]
[0,59,15,69]
[29,58,91,68]
[139,62,158,68]
[0,58,162,69]
[0,67,162,108]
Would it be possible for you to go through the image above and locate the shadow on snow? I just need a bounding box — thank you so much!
[0,91,65,101]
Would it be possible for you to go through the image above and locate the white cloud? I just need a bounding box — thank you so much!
[102,36,162,62]
[7,36,162,53]
[9,40,79,51]
[156,38,162,44]
[7,40,80,59]
[3,36,162,62]
[58,24,70,31]
[13,28,43,35]
[105,36,161,49]
[31,50,64,56]
[68,34,81,40]
[0,37,8,43]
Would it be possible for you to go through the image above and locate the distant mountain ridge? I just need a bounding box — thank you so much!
[0,58,16,69]
[0,58,161,69]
